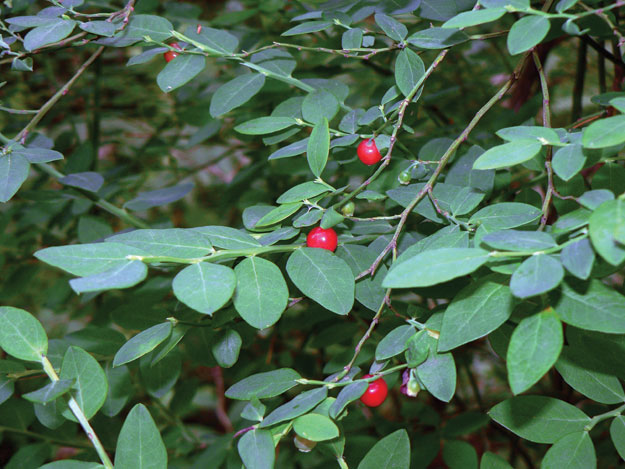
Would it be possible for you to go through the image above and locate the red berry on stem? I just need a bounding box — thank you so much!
[306,227,338,252]
[357,139,382,166]
[360,374,388,407]
[164,42,182,63]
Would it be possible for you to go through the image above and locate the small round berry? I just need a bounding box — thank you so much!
[398,170,411,185]
[306,227,338,252]
[357,139,382,166]
[164,42,182,63]
[360,374,388,407]
[341,201,355,217]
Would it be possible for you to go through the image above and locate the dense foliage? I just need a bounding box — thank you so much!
[1,0,625,467]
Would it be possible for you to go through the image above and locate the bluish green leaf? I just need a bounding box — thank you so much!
[307,118,330,177]
[302,91,339,125]
[582,115,625,149]
[395,48,425,98]
[211,328,241,368]
[259,387,327,428]
[406,27,469,49]
[69,260,147,294]
[172,263,236,315]
[235,117,298,135]
[470,203,541,230]
[610,416,625,461]
[561,238,595,280]
[357,429,410,469]
[181,26,239,55]
[589,199,625,266]
[0,153,30,203]
[510,255,564,298]
[225,368,301,400]
[157,54,206,93]
[238,429,275,469]
[125,14,172,42]
[442,440,478,469]
[375,13,408,41]
[193,226,261,249]
[210,73,266,117]
[541,432,596,469]
[277,181,331,204]
[59,172,104,192]
[293,413,339,441]
[443,8,506,29]
[282,21,332,36]
[553,144,586,181]
[22,379,74,404]
[115,404,167,469]
[473,139,542,170]
[113,322,172,367]
[60,346,108,420]
[24,19,75,51]
[375,325,416,361]
[0,307,47,362]
[124,183,193,211]
[11,147,63,163]
[329,381,368,419]
[107,228,212,258]
[481,230,556,251]
[507,16,550,55]
[417,351,457,402]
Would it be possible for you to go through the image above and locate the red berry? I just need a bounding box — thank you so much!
[360,374,388,407]
[357,139,382,166]
[306,227,338,252]
[164,42,182,63]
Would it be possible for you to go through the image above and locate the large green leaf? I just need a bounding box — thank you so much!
[113,322,172,367]
[0,307,48,362]
[172,263,236,315]
[237,429,274,469]
[259,387,327,428]
[481,230,556,252]
[234,116,298,135]
[610,416,625,461]
[293,413,339,441]
[193,226,261,249]
[417,351,457,402]
[210,73,266,117]
[357,429,410,469]
[60,346,108,420]
[588,199,625,266]
[510,254,564,298]
[107,228,212,258]
[541,432,596,469]
[443,8,506,28]
[157,55,206,93]
[24,19,76,51]
[582,115,625,149]
[489,396,590,444]
[395,48,425,98]
[336,245,387,312]
[225,368,301,400]
[0,152,30,202]
[438,276,514,352]
[442,440,478,469]
[115,404,167,469]
[376,325,416,361]
[125,14,172,42]
[69,260,148,294]
[233,257,288,329]
[286,248,354,315]
[383,248,490,288]
[473,139,542,170]
[507,310,563,394]
[507,16,550,55]
[469,203,541,230]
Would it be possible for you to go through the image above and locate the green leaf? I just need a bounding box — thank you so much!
[417,351,457,402]
[59,172,104,192]
[211,328,241,368]
[357,429,410,469]
[489,396,590,444]
[22,379,74,404]
[294,413,339,441]
[259,387,327,428]
[405,331,430,367]
[553,144,586,181]
[40,461,105,469]
[442,8,505,29]
[225,368,301,400]
[375,13,408,41]
[438,276,514,352]
[157,54,206,93]
[553,279,625,333]
[406,27,469,49]
[60,346,108,420]
[107,228,212,258]
[473,139,542,170]
[69,260,147,294]
[277,181,331,203]
[193,226,261,249]
[383,248,490,288]
[496,125,560,144]
[541,431,596,469]
[115,404,167,469]
[610,416,625,461]
[375,325,416,361]
[124,182,193,211]
[34,242,144,277]
[24,19,75,51]
[443,412,490,438]
[442,440,478,469]
[125,14,173,42]
[329,381,368,418]
[139,349,180,398]
[582,115,625,149]
[395,48,425,98]
[181,26,239,55]
[234,116,298,135]
[481,230,556,251]
[79,20,117,37]
[507,310,563,394]
[480,451,513,469]
[286,248,355,315]
[237,429,275,469]
[0,153,30,203]
[470,203,541,230]
[302,91,339,125]
[101,363,131,417]
[510,255,564,298]
[336,245,387,312]
[210,73,266,117]
[255,202,302,228]
[0,307,47,362]
[307,118,330,177]
[241,399,266,422]
[113,322,172,367]
[507,16,550,55]
[555,346,625,404]
[233,257,288,329]
[342,28,363,49]
[589,199,625,266]
[561,238,595,280]
[172,263,236,315]
[11,147,63,163]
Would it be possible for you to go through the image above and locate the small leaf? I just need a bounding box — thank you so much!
[293,413,339,441]
[11,147,63,163]
[225,368,301,400]
[375,325,416,361]
[211,328,242,368]
[286,248,355,315]
[307,118,330,177]
[69,260,147,294]
[357,429,410,469]
[58,172,104,192]
[329,381,368,418]
[507,310,563,394]
[610,416,625,461]
[442,8,506,29]
[0,153,30,203]
[235,117,298,135]
[157,54,206,93]
[237,429,275,469]
[489,396,590,444]
[0,307,48,362]
[417,351,457,402]
[375,13,408,41]
[588,199,625,266]
[443,440,478,469]
[473,139,542,170]
[115,404,167,469]
[23,379,74,404]
[113,322,172,367]
[125,14,173,43]
[172,263,236,316]
[552,144,586,181]
[259,387,327,428]
[481,230,556,252]
[395,48,425,98]
[507,16,550,55]
[282,20,332,36]
[60,346,108,420]
[210,73,266,117]
[510,255,564,298]
[302,91,339,125]
[560,238,595,280]
[470,203,541,230]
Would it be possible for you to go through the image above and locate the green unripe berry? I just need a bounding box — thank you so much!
[341,201,355,217]
[398,170,411,185]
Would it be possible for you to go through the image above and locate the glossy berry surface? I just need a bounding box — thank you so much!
[164,42,181,63]
[357,139,382,166]
[306,227,338,252]
[360,374,388,407]
[398,170,411,184]
[341,201,355,217]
